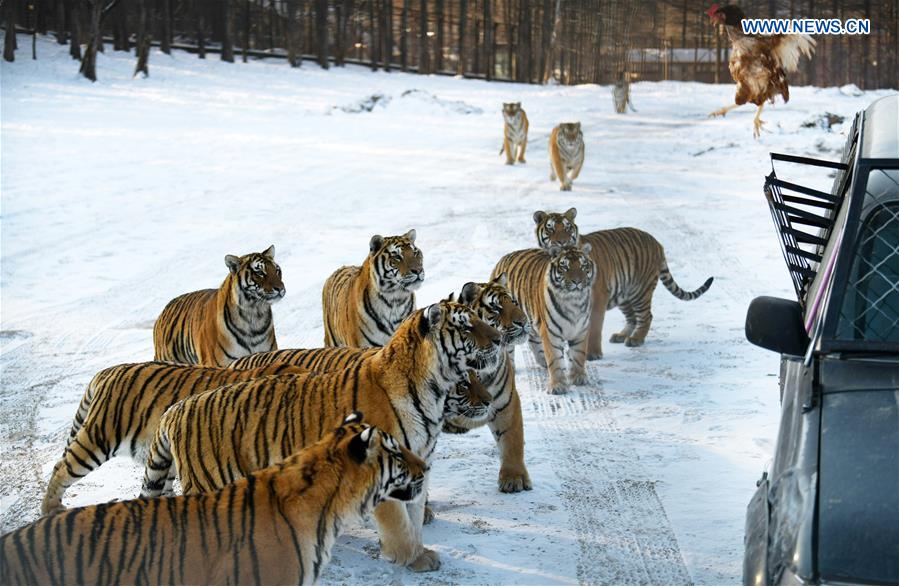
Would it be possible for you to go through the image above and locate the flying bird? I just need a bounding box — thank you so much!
[707,3,816,137]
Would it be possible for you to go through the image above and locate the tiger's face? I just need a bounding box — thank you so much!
[369,230,424,293]
[534,207,580,253]
[558,122,583,143]
[338,413,428,504]
[224,245,285,303]
[502,102,523,123]
[423,298,502,376]
[459,274,530,346]
[444,371,493,424]
[548,243,595,293]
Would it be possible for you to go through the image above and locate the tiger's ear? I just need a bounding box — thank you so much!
[369,235,385,254]
[533,211,547,225]
[575,122,582,130]
[493,272,508,287]
[420,303,442,336]
[459,282,479,305]
[581,242,592,255]
[262,245,275,260]
[404,229,417,244]
[224,255,241,274]
[564,207,577,221]
[515,102,521,107]
[343,411,364,425]
[347,427,374,464]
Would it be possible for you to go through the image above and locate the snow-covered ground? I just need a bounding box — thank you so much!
[1,38,893,584]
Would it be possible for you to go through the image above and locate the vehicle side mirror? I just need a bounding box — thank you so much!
[745,296,810,356]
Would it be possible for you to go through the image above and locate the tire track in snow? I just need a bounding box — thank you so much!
[517,347,693,585]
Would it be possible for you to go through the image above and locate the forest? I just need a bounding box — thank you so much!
[2,1,897,87]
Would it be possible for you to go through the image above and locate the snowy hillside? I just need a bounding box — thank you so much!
[1,39,893,584]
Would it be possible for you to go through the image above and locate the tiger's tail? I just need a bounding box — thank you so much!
[659,261,713,301]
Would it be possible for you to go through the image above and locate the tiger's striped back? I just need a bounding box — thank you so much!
[41,360,302,515]
[492,244,595,395]
[230,346,376,371]
[153,245,284,367]
[7,416,427,586]
[322,231,423,348]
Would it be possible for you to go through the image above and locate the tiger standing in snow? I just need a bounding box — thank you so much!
[322,230,423,348]
[500,102,529,165]
[153,245,284,367]
[534,208,714,359]
[549,122,585,191]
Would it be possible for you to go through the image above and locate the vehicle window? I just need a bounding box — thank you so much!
[837,169,899,342]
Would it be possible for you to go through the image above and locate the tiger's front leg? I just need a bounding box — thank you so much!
[567,333,589,386]
[374,482,440,572]
[517,138,527,163]
[527,332,547,368]
[587,287,609,360]
[540,323,568,394]
[489,384,532,492]
[503,137,515,165]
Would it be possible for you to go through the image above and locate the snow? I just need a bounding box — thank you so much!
[1,38,894,584]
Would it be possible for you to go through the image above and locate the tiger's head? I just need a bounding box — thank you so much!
[419,296,502,379]
[444,371,493,426]
[548,243,595,293]
[502,102,523,122]
[224,245,285,304]
[331,412,428,505]
[459,274,530,346]
[534,207,580,253]
[369,230,424,293]
[558,122,583,143]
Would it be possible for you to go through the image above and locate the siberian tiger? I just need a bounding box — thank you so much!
[444,274,533,492]
[322,231,423,348]
[548,122,585,191]
[3,414,426,586]
[534,208,714,358]
[153,245,284,367]
[492,244,595,394]
[500,102,529,165]
[41,361,303,515]
[142,299,501,572]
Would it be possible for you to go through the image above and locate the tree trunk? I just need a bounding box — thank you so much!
[482,0,491,80]
[435,0,444,72]
[55,0,68,43]
[369,0,378,70]
[314,0,328,68]
[418,0,428,73]
[242,0,249,62]
[79,0,103,81]
[113,0,129,51]
[457,0,466,74]
[222,0,234,61]
[381,0,391,70]
[541,0,560,83]
[287,0,301,66]
[68,0,81,59]
[196,0,206,58]
[400,0,408,70]
[134,0,151,76]
[3,0,17,63]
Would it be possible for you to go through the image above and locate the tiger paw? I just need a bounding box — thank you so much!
[518,158,527,164]
[560,184,572,192]
[505,160,515,166]
[548,380,570,395]
[407,548,441,572]
[625,337,645,348]
[570,370,588,386]
[609,333,627,343]
[423,504,435,525]
[498,469,533,493]
[442,420,470,434]
[586,352,603,361]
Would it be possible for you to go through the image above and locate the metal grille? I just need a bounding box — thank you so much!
[764,153,848,303]
[839,169,899,343]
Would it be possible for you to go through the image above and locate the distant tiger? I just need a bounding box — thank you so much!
[143,299,501,572]
[153,245,284,367]
[534,208,714,358]
[549,122,585,191]
[41,360,303,515]
[322,230,423,347]
[5,414,426,586]
[492,244,595,394]
[500,102,529,165]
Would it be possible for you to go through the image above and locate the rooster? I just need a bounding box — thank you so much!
[707,3,816,137]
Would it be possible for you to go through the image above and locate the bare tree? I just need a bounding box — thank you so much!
[3,0,17,63]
